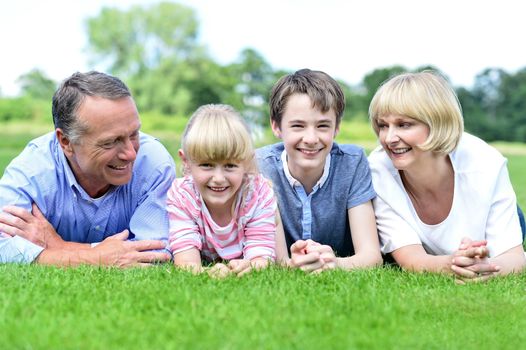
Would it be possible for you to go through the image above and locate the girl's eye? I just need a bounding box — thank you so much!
[400,122,412,128]
[290,124,303,128]
[377,123,387,129]
[318,124,330,129]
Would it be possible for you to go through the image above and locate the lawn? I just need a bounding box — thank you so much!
[1,119,526,349]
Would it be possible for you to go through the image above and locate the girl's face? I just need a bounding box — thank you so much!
[376,114,431,171]
[182,154,247,212]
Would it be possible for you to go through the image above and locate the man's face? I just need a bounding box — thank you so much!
[271,93,338,183]
[59,96,141,198]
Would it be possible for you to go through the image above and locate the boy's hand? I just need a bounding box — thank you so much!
[304,244,337,272]
[290,239,326,272]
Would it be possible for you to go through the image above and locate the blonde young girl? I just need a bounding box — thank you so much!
[166,104,279,277]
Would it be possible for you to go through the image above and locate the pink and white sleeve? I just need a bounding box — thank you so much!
[166,180,203,255]
[243,176,277,261]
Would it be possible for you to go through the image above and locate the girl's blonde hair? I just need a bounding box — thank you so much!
[182,104,256,171]
[369,71,464,154]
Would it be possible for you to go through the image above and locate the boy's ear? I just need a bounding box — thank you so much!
[334,125,340,137]
[270,120,282,139]
[56,128,74,157]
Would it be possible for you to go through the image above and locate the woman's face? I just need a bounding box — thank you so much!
[376,114,431,171]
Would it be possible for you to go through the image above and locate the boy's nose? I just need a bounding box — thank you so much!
[303,128,319,144]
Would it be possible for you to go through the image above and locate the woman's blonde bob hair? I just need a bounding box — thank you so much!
[369,71,464,154]
[181,104,256,170]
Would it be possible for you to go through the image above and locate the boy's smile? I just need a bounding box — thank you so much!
[271,93,338,186]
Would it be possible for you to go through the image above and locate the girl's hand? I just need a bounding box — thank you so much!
[228,258,269,277]
[207,262,232,279]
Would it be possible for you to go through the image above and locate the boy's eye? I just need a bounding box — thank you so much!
[318,124,331,129]
[224,163,239,169]
[198,163,213,169]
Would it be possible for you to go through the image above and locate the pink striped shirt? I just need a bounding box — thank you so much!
[167,173,277,262]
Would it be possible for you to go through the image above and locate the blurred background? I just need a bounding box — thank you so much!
[1,0,525,143]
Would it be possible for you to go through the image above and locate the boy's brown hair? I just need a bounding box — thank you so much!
[269,69,345,128]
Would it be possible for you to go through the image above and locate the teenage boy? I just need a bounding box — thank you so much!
[257,68,382,272]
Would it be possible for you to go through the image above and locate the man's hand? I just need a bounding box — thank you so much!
[0,204,65,249]
[90,230,172,267]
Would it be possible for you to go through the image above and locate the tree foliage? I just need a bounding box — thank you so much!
[17,68,56,101]
[4,2,526,142]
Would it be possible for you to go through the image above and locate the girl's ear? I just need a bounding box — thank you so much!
[178,149,187,163]
[178,149,190,175]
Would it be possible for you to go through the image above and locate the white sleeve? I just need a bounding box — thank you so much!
[373,195,422,254]
[485,162,523,257]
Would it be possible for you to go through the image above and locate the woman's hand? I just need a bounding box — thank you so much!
[451,237,500,284]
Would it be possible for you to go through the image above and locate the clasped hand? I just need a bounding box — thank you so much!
[289,239,337,273]
[451,237,500,284]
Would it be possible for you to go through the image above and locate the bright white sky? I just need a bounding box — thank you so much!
[1,0,525,96]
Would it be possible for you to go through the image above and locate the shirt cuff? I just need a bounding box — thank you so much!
[0,236,45,264]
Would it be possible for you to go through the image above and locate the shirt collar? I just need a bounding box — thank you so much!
[281,150,331,190]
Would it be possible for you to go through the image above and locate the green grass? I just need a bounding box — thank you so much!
[1,119,526,349]
[1,264,526,349]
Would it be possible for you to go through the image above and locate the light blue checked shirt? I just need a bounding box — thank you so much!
[0,131,175,264]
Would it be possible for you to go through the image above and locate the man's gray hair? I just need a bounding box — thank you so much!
[52,71,131,143]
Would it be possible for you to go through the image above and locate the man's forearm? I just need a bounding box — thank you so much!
[35,247,100,266]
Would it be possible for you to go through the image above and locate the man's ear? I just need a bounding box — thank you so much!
[56,129,74,156]
[270,119,281,139]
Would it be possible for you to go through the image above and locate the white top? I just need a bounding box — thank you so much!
[368,132,522,257]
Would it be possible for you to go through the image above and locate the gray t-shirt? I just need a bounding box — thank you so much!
[256,142,376,256]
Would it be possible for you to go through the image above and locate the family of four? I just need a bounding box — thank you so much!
[0,69,524,282]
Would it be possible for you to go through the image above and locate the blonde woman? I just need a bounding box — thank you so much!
[368,71,525,282]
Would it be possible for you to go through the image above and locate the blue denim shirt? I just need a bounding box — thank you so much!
[256,142,376,257]
[0,131,175,263]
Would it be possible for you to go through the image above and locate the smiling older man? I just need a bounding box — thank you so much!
[0,71,174,266]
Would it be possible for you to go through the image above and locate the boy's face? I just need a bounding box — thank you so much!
[271,93,339,181]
